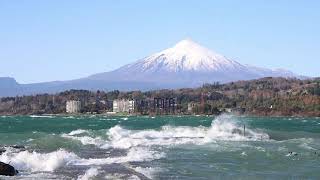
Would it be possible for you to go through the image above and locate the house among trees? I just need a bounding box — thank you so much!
[0,77,319,116]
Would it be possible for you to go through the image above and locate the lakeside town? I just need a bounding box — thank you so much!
[0,77,319,117]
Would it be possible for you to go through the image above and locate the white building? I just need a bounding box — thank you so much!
[188,103,197,113]
[113,99,135,113]
[66,100,81,113]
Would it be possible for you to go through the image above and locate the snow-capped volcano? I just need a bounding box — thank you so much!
[0,39,302,96]
[131,39,245,73]
[89,39,298,87]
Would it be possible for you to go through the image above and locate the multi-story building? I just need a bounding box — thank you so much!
[153,97,176,114]
[66,100,81,113]
[113,99,135,113]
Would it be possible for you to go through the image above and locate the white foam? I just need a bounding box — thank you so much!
[128,175,141,180]
[13,172,65,179]
[105,114,269,149]
[0,147,163,175]
[56,114,268,178]
[241,152,247,156]
[77,167,100,180]
[62,130,105,146]
[62,129,105,146]
[26,138,34,142]
[286,152,298,157]
[30,115,54,118]
[299,142,316,150]
[0,149,79,172]
[63,116,75,119]
[75,147,165,166]
[105,173,133,179]
[68,129,89,136]
[206,115,268,141]
[62,135,105,146]
[133,166,161,179]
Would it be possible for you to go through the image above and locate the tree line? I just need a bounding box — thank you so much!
[0,77,319,116]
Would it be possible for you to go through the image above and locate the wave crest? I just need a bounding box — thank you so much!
[106,114,269,149]
[0,149,79,172]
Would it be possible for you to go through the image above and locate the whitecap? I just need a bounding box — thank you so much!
[105,114,269,149]
[61,130,104,146]
[75,147,165,166]
[241,152,247,156]
[0,149,79,172]
[30,115,54,118]
[133,166,161,179]
[77,167,100,180]
[26,138,34,142]
[68,129,89,136]
[299,142,316,150]
[62,134,105,146]
[63,116,75,119]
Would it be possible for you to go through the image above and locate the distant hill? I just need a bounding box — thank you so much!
[0,77,20,97]
[0,39,304,97]
[0,77,319,116]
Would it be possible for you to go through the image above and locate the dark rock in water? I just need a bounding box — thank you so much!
[231,128,242,135]
[9,145,25,150]
[0,162,18,176]
[0,149,5,155]
[0,145,26,156]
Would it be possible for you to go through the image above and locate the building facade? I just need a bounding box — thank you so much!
[113,99,135,113]
[66,100,81,113]
[188,102,197,113]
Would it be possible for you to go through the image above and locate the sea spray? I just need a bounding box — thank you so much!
[61,115,269,149]
[206,114,269,141]
[0,149,79,172]
[1,115,319,179]
[103,114,270,149]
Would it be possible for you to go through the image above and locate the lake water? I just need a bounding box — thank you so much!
[0,114,320,179]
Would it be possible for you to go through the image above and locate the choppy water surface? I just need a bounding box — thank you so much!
[0,115,320,179]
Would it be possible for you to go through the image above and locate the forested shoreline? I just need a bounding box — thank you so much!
[0,77,319,117]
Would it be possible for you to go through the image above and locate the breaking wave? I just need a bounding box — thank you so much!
[61,129,105,146]
[1,114,269,178]
[62,114,269,150]
[74,147,165,166]
[77,167,100,180]
[0,149,78,172]
[0,147,163,174]
[105,114,269,149]
[29,115,54,118]
[67,129,88,136]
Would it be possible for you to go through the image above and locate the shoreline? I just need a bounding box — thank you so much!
[1,113,319,119]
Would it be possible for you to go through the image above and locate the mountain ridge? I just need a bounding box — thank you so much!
[89,39,299,83]
[0,39,303,97]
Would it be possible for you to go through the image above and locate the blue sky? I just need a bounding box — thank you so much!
[0,0,319,83]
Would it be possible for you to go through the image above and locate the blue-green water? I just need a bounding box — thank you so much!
[0,115,320,179]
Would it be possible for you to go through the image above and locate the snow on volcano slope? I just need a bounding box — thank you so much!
[89,39,298,87]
